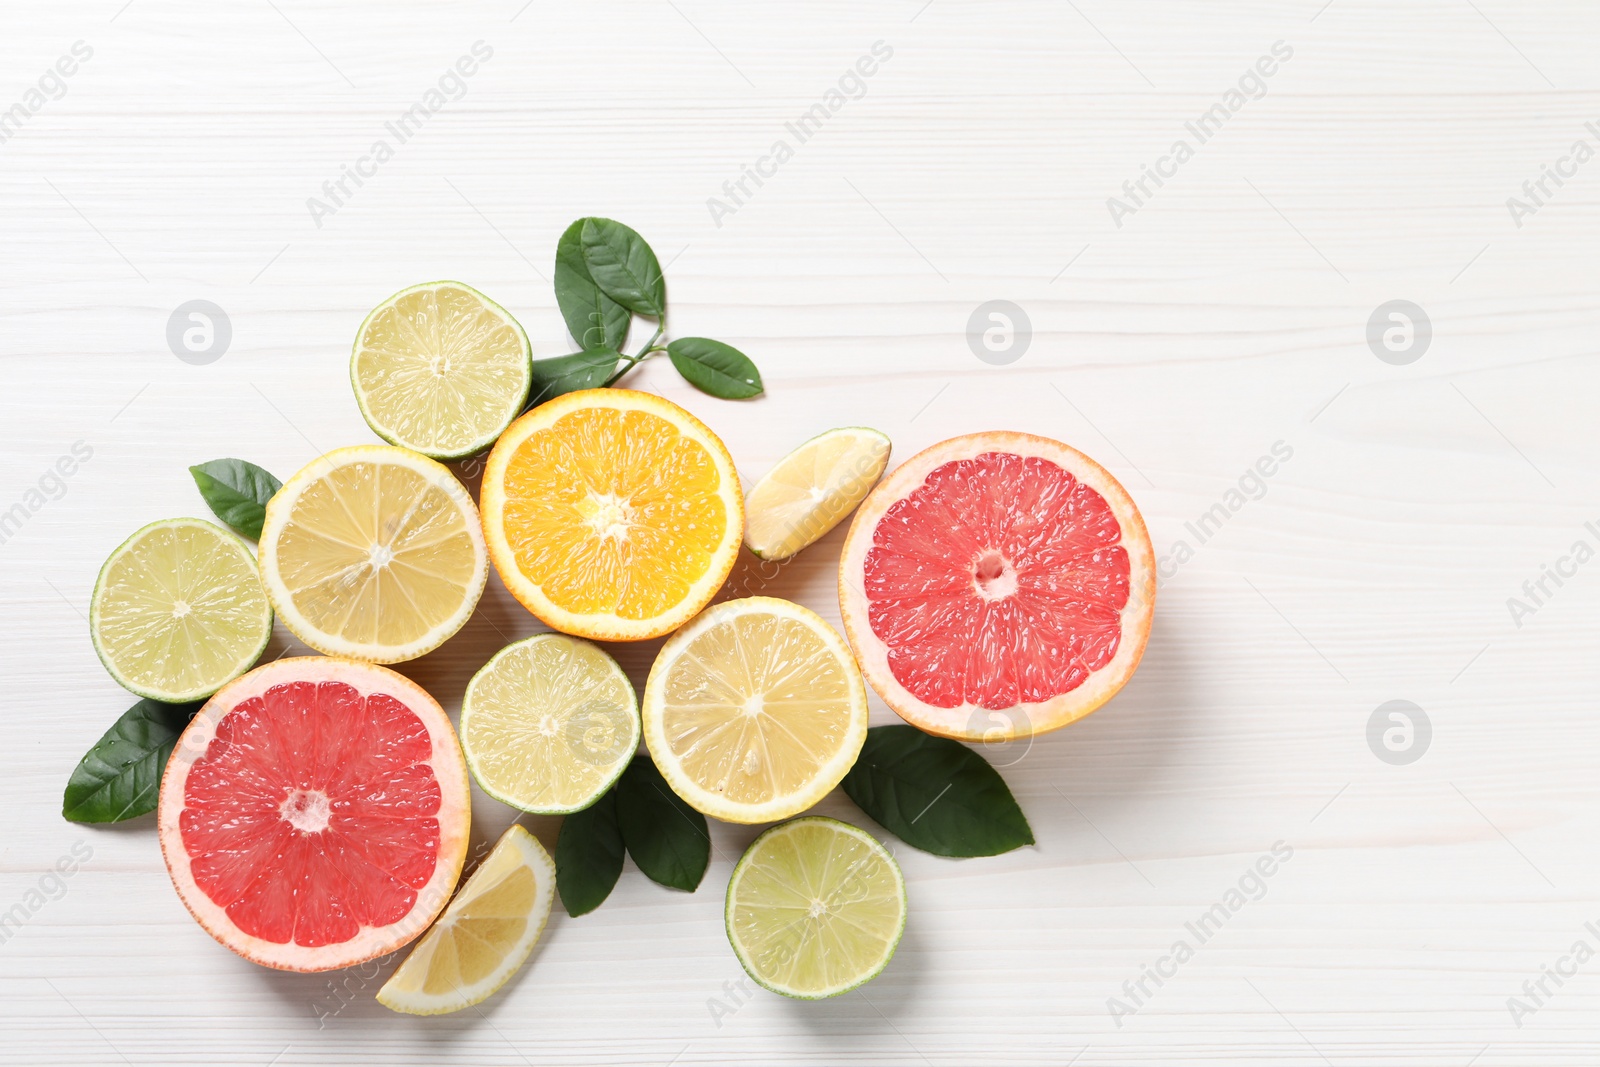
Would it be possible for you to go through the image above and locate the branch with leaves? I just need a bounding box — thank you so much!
[534,218,764,406]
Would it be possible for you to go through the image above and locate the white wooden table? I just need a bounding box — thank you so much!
[4,2,1599,1063]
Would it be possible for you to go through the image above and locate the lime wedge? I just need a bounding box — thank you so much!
[461,634,640,814]
[90,518,272,702]
[725,816,906,999]
[744,427,890,560]
[351,281,532,459]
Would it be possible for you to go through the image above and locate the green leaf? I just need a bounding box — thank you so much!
[555,788,625,917]
[842,725,1034,857]
[615,756,709,891]
[526,349,620,409]
[188,459,281,540]
[555,219,631,350]
[63,698,205,823]
[579,218,666,318]
[666,338,763,399]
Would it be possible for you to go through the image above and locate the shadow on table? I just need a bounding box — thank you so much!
[986,603,1194,871]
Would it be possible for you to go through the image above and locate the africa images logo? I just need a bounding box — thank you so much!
[1106,41,1293,229]
[306,41,494,228]
[705,40,894,228]
[1107,842,1294,1027]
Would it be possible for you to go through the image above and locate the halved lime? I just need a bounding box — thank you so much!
[351,281,532,460]
[90,518,272,702]
[461,634,639,814]
[744,427,891,560]
[725,816,907,999]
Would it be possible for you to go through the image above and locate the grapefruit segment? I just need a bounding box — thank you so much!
[159,657,470,972]
[839,433,1154,740]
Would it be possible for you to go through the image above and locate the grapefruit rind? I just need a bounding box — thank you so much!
[837,432,1154,742]
[480,389,744,642]
[157,656,471,973]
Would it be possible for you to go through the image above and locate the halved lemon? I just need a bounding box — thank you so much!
[642,596,868,824]
[378,824,555,1015]
[90,518,272,702]
[258,445,488,663]
[351,282,532,460]
[744,427,891,560]
[461,634,640,814]
[726,816,906,999]
[481,389,743,641]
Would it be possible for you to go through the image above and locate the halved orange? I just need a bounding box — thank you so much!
[480,389,743,641]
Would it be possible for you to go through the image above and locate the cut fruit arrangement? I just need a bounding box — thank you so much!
[63,217,1154,1012]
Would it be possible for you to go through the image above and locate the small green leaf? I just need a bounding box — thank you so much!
[555,788,625,917]
[555,220,631,350]
[188,459,281,540]
[615,757,709,891]
[63,698,205,823]
[666,338,763,399]
[526,349,620,409]
[579,218,665,318]
[842,725,1034,857]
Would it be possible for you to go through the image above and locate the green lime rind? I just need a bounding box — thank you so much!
[89,517,273,704]
[460,633,640,816]
[724,815,908,1000]
[744,426,892,561]
[350,281,533,461]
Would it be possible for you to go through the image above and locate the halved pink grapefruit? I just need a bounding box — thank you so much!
[158,657,471,972]
[838,432,1154,741]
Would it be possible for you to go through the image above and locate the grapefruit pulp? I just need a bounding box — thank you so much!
[158,657,471,972]
[838,432,1154,741]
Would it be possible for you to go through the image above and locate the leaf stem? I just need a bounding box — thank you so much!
[604,323,669,387]
[635,323,666,359]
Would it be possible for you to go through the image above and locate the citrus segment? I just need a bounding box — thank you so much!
[744,427,891,561]
[378,824,556,1015]
[351,282,532,459]
[839,432,1154,741]
[482,389,743,641]
[157,657,470,972]
[259,446,487,663]
[90,518,272,703]
[642,597,868,824]
[725,817,906,999]
[461,634,640,814]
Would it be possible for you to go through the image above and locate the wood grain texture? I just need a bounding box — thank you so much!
[4,1,1599,1064]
